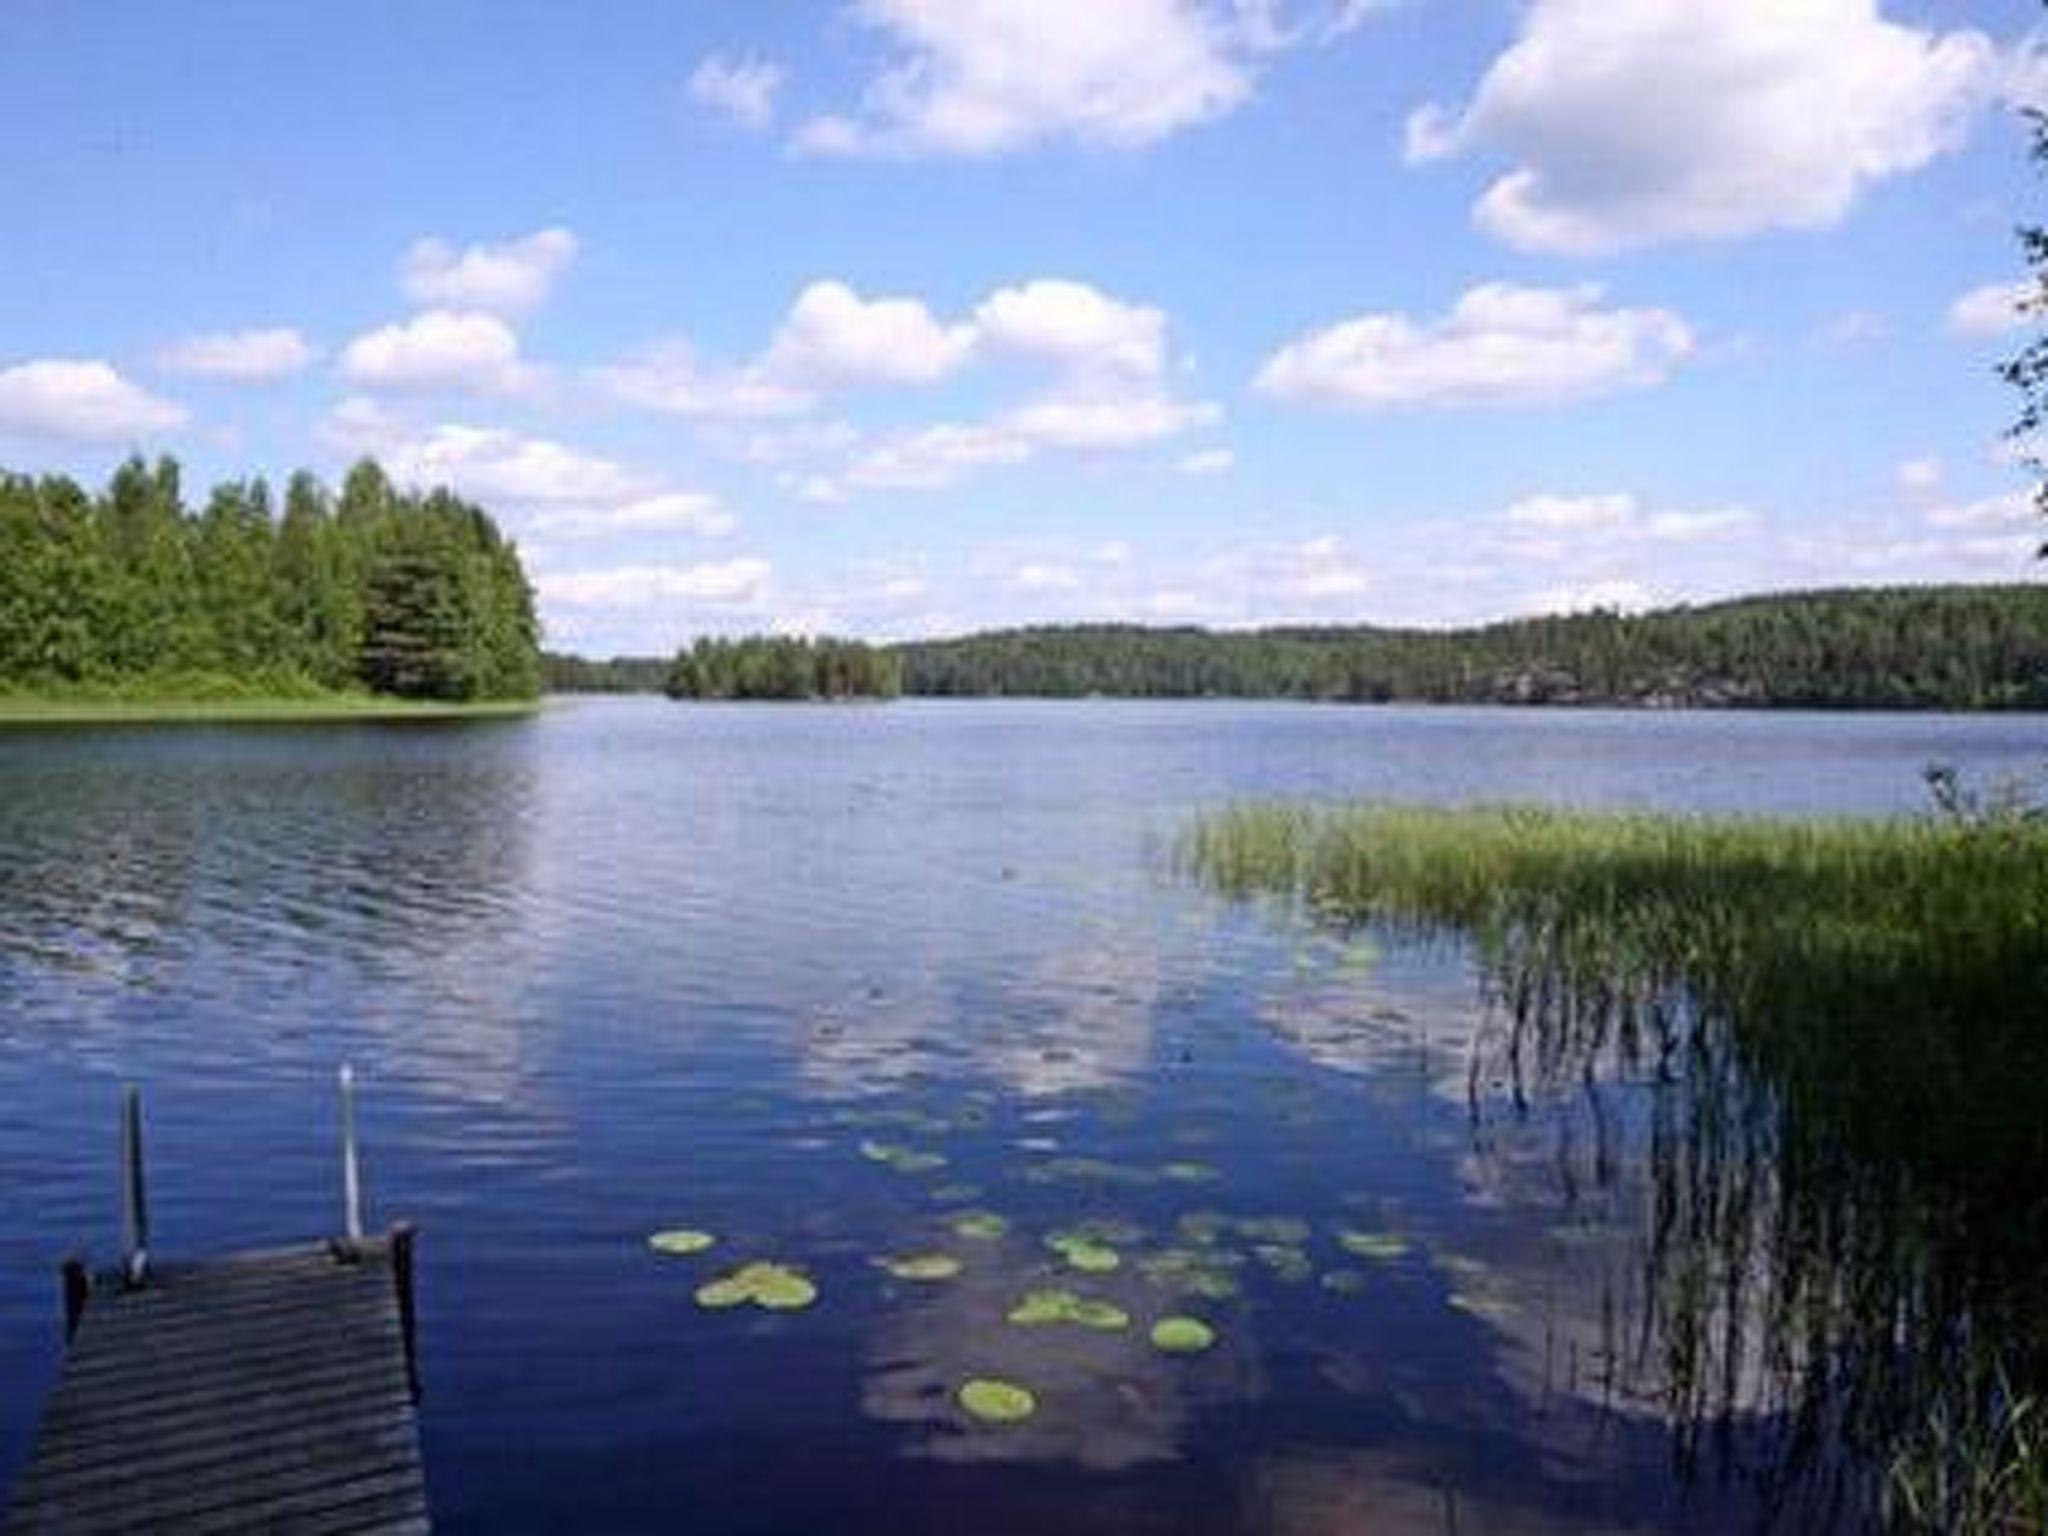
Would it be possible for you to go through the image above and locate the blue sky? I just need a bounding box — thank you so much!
[1,0,2042,653]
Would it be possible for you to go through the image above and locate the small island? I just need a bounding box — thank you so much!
[0,455,543,723]
[664,635,902,701]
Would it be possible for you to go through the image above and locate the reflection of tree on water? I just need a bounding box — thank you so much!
[1187,807,2048,1530]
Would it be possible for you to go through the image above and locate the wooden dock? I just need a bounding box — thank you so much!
[4,1075,431,1534]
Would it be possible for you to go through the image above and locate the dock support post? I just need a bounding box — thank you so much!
[119,1086,149,1288]
[61,1257,89,1344]
[391,1221,422,1402]
[339,1064,365,1249]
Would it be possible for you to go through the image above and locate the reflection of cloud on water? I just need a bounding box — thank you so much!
[1245,1445,1664,1536]
[798,936,1167,1101]
[859,1229,1262,1469]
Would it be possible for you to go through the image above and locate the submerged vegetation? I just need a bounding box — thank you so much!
[0,456,541,704]
[1182,797,2048,1530]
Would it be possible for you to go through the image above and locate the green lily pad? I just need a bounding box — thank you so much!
[880,1252,963,1282]
[929,1182,983,1205]
[951,1210,1009,1241]
[1139,1247,1244,1300]
[648,1229,717,1256]
[958,1377,1037,1424]
[1320,1269,1369,1296]
[1150,1316,1217,1354]
[1335,1229,1409,1262]
[1007,1288,1130,1331]
[1253,1244,1314,1283]
[859,1139,949,1175]
[694,1261,818,1312]
[1045,1231,1122,1273]
[1160,1161,1220,1183]
[1238,1216,1312,1246]
[1176,1211,1231,1246]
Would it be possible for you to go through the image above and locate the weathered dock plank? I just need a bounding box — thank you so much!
[5,1237,428,1535]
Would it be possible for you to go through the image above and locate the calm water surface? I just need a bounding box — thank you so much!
[2,700,2042,1533]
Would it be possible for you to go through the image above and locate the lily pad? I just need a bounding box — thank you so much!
[1160,1161,1220,1183]
[1045,1231,1122,1273]
[1176,1211,1231,1246]
[1238,1216,1312,1246]
[1140,1248,1244,1300]
[1320,1269,1369,1296]
[648,1229,717,1256]
[859,1139,949,1175]
[880,1252,963,1282]
[1150,1316,1217,1354]
[951,1210,1010,1241]
[694,1261,818,1312]
[1253,1244,1314,1283]
[1335,1229,1410,1262]
[959,1377,1037,1424]
[1007,1288,1130,1331]
[929,1182,984,1205]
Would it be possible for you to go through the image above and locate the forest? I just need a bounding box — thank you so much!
[546,586,2048,710]
[895,586,2048,709]
[0,456,541,702]
[665,635,901,700]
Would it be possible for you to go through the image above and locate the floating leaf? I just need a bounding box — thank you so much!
[1150,1316,1217,1354]
[1007,1288,1130,1331]
[1320,1269,1369,1296]
[1176,1211,1231,1246]
[951,1211,1009,1241]
[859,1139,949,1175]
[1336,1229,1409,1262]
[959,1378,1037,1424]
[1140,1248,1244,1300]
[1238,1216,1311,1246]
[1160,1161,1220,1184]
[648,1229,717,1256]
[694,1261,818,1312]
[880,1252,963,1282]
[1045,1231,1121,1273]
[929,1182,984,1205]
[1253,1244,1314,1283]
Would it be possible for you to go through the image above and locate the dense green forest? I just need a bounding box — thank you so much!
[897,586,2048,708]
[548,587,2048,710]
[0,456,540,702]
[665,636,901,700]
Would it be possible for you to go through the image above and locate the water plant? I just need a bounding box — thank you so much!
[1150,1316,1217,1354]
[879,1253,963,1282]
[958,1378,1037,1424]
[859,1139,948,1175]
[951,1211,1009,1241]
[694,1262,818,1312]
[1007,1288,1130,1331]
[1044,1229,1122,1273]
[647,1229,717,1256]
[1335,1229,1408,1262]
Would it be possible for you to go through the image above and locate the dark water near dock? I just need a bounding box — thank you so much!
[1,700,2042,1533]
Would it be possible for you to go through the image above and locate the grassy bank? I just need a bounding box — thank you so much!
[1181,801,2048,1532]
[0,690,541,726]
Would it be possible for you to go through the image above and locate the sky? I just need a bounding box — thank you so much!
[0,0,2044,655]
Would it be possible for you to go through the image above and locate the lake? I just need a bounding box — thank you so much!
[2,699,2042,1533]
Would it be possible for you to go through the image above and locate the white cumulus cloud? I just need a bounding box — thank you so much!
[763,280,977,389]
[0,358,188,443]
[1255,283,1693,411]
[1410,0,2005,256]
[1948,280,2038,337]
[973,279,1167,378]
[690,54,787,130]
[338,310,537,395]
[156,327,314,382]
[399,227,579,314]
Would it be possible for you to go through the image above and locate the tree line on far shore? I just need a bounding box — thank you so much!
[0,456,541,701]
[547,585,2048,711]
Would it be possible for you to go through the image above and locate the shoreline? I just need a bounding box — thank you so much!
[0,695,545,727]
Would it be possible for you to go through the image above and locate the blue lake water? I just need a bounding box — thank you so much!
[1,699,2042,1532]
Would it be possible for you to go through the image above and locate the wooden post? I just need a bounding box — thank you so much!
[391,1222,421,1402]
[339,1064,365,1248]
[61,1258,90,1344]
[119,1086,149,1287]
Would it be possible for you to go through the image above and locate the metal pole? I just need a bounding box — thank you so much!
[119,1086,149,1287]
[340,1064,365,1246]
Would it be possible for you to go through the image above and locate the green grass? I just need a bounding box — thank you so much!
[1180,800,2048,1532]
[0,676,541,726]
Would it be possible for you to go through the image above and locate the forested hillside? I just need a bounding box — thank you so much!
[894,587,2048,708]
[665,636,901,700]
[0,456,540,701]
